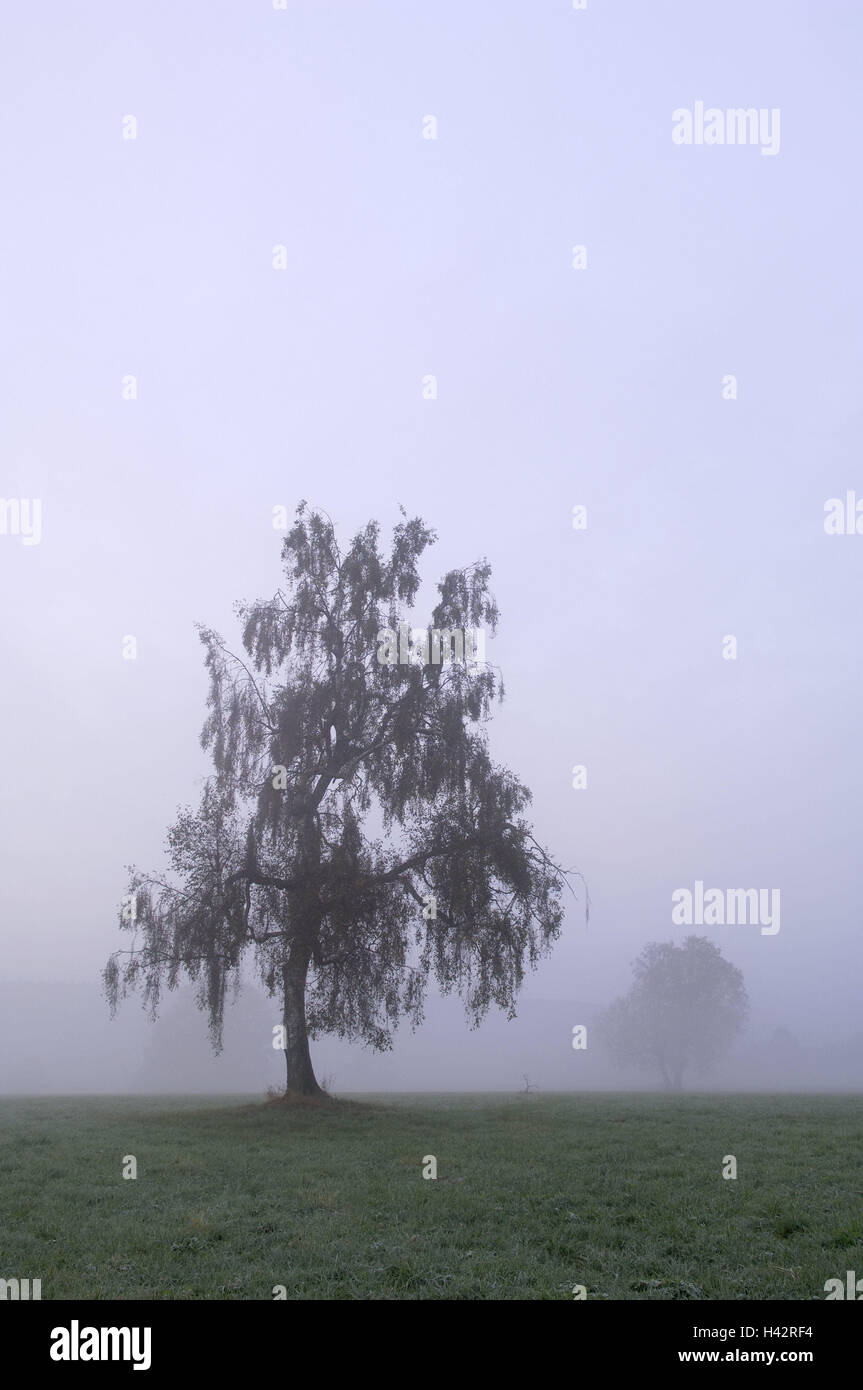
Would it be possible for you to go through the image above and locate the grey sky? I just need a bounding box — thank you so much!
[1,1,861,1077]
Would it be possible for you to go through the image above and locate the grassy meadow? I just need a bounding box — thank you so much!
[1,1092,862,1300]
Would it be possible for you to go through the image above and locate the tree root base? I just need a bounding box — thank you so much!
[265,1086,334,1108]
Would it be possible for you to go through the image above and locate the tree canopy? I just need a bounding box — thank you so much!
[104,505,580,1095]
[595,936,748,1091]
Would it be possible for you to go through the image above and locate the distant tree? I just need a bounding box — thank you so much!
[763,1026,805,1063]
[104,505,582,1097]
[595,936,748,1091]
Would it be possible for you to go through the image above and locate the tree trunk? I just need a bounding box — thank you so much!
[281,948,325,1098]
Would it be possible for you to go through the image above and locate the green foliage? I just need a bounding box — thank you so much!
[1,1092,858,1300]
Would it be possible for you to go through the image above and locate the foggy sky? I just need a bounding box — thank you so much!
[2,1,861,1089]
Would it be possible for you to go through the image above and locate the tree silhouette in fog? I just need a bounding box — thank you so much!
[596,936,748,1091]
[105,505,581,1096]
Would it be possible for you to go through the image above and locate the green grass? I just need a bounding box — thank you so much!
[1,1092,862,1299]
